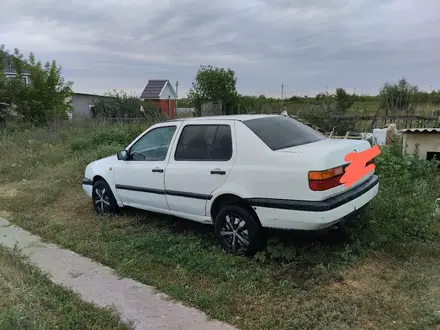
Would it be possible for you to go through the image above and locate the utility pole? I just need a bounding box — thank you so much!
[281,84,284,105]
[175,80,179,113]
[325,86,328,95]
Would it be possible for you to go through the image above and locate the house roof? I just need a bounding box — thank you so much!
[73,92,111,98]
[401,128,440,134]
[140,80,176,99]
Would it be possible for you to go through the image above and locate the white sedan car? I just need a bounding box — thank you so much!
[82,115,379,255]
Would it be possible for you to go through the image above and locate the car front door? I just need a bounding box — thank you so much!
[113,123,180,211]
[165,120,237,217]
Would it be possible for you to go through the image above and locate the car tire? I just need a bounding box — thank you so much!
[92,179,119,215]
[214,204,265,257]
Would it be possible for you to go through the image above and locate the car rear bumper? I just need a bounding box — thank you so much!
[248,175,379,230]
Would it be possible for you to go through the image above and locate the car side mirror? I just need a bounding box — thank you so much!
[117,150,129,161]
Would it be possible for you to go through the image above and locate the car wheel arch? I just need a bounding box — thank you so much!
[92,175,106,185]
[209,193,262,227]
[92,175,120,201]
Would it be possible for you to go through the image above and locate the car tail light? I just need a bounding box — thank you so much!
[308,166,345,191]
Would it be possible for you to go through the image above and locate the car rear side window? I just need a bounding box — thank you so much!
[174,124,233,161]
[209,125,233,161]
[243,116,326,151]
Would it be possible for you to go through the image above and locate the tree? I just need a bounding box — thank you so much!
[301,88,357,135]
[0,45,73,124]
[335,88,354,112]
[379,78,419,116]
[302,102,358,135]
[188,65,239,115]
[314,92,331,105]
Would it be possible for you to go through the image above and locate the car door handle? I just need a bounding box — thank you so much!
[210,170,226,175]
[152,168,164,173]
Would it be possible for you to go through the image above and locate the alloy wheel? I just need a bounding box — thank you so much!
[220,214,250,253]
[94,186,111,213]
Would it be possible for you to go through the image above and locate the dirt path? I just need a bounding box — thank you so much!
[0,217,237,330]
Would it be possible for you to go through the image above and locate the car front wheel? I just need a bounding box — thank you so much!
[214,205,265,256]
[92,179,118,215]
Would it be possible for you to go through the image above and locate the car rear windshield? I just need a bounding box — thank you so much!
[242,116,326,151]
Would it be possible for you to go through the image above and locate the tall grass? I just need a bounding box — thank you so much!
[1,119,439,252]
[0,120,439,329]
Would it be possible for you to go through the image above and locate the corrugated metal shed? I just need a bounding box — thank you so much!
[401,128,440,133]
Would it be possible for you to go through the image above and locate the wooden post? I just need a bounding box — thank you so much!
[386,130,392,145]
[386,123,397,145]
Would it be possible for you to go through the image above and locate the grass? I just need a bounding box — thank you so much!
[288,99,438,117]
[0,120,440,329]
[286,100,382,116]
[0,245,131,330]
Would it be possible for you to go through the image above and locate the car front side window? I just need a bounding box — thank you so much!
[129,126,177,161]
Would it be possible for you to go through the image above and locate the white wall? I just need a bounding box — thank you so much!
[4,73,30,85]
[71,94,111,118]
[403,133,440,159]
[159,82,176,100]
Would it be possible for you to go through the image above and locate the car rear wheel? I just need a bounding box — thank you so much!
[214,205,265,257]
[92,179,119,215]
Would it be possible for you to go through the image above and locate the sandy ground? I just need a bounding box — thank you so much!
[0,217,237,330]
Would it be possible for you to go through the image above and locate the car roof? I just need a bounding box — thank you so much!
[167,114,279,122]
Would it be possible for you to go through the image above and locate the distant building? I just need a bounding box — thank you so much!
[140,80,177,119]
[401,128,440,160]
[1,49,31,86]
[71,92,114,119]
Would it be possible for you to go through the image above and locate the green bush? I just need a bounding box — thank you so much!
[356,140,440,248]
[91,90,168,121]
[254,237,297,263]
[68,123,145,152]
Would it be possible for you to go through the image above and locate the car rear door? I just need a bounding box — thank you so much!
[164,120,237,217]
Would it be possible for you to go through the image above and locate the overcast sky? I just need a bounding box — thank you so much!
[1,0,439,97]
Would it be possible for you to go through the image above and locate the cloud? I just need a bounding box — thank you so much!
[1,0,439,97]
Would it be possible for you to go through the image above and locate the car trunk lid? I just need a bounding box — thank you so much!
[276,138,374,200]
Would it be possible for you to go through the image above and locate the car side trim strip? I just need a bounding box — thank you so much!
[165,190,213,200]
[114,184,212,200]
[115,184,166,195]
[245,175,379,212]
